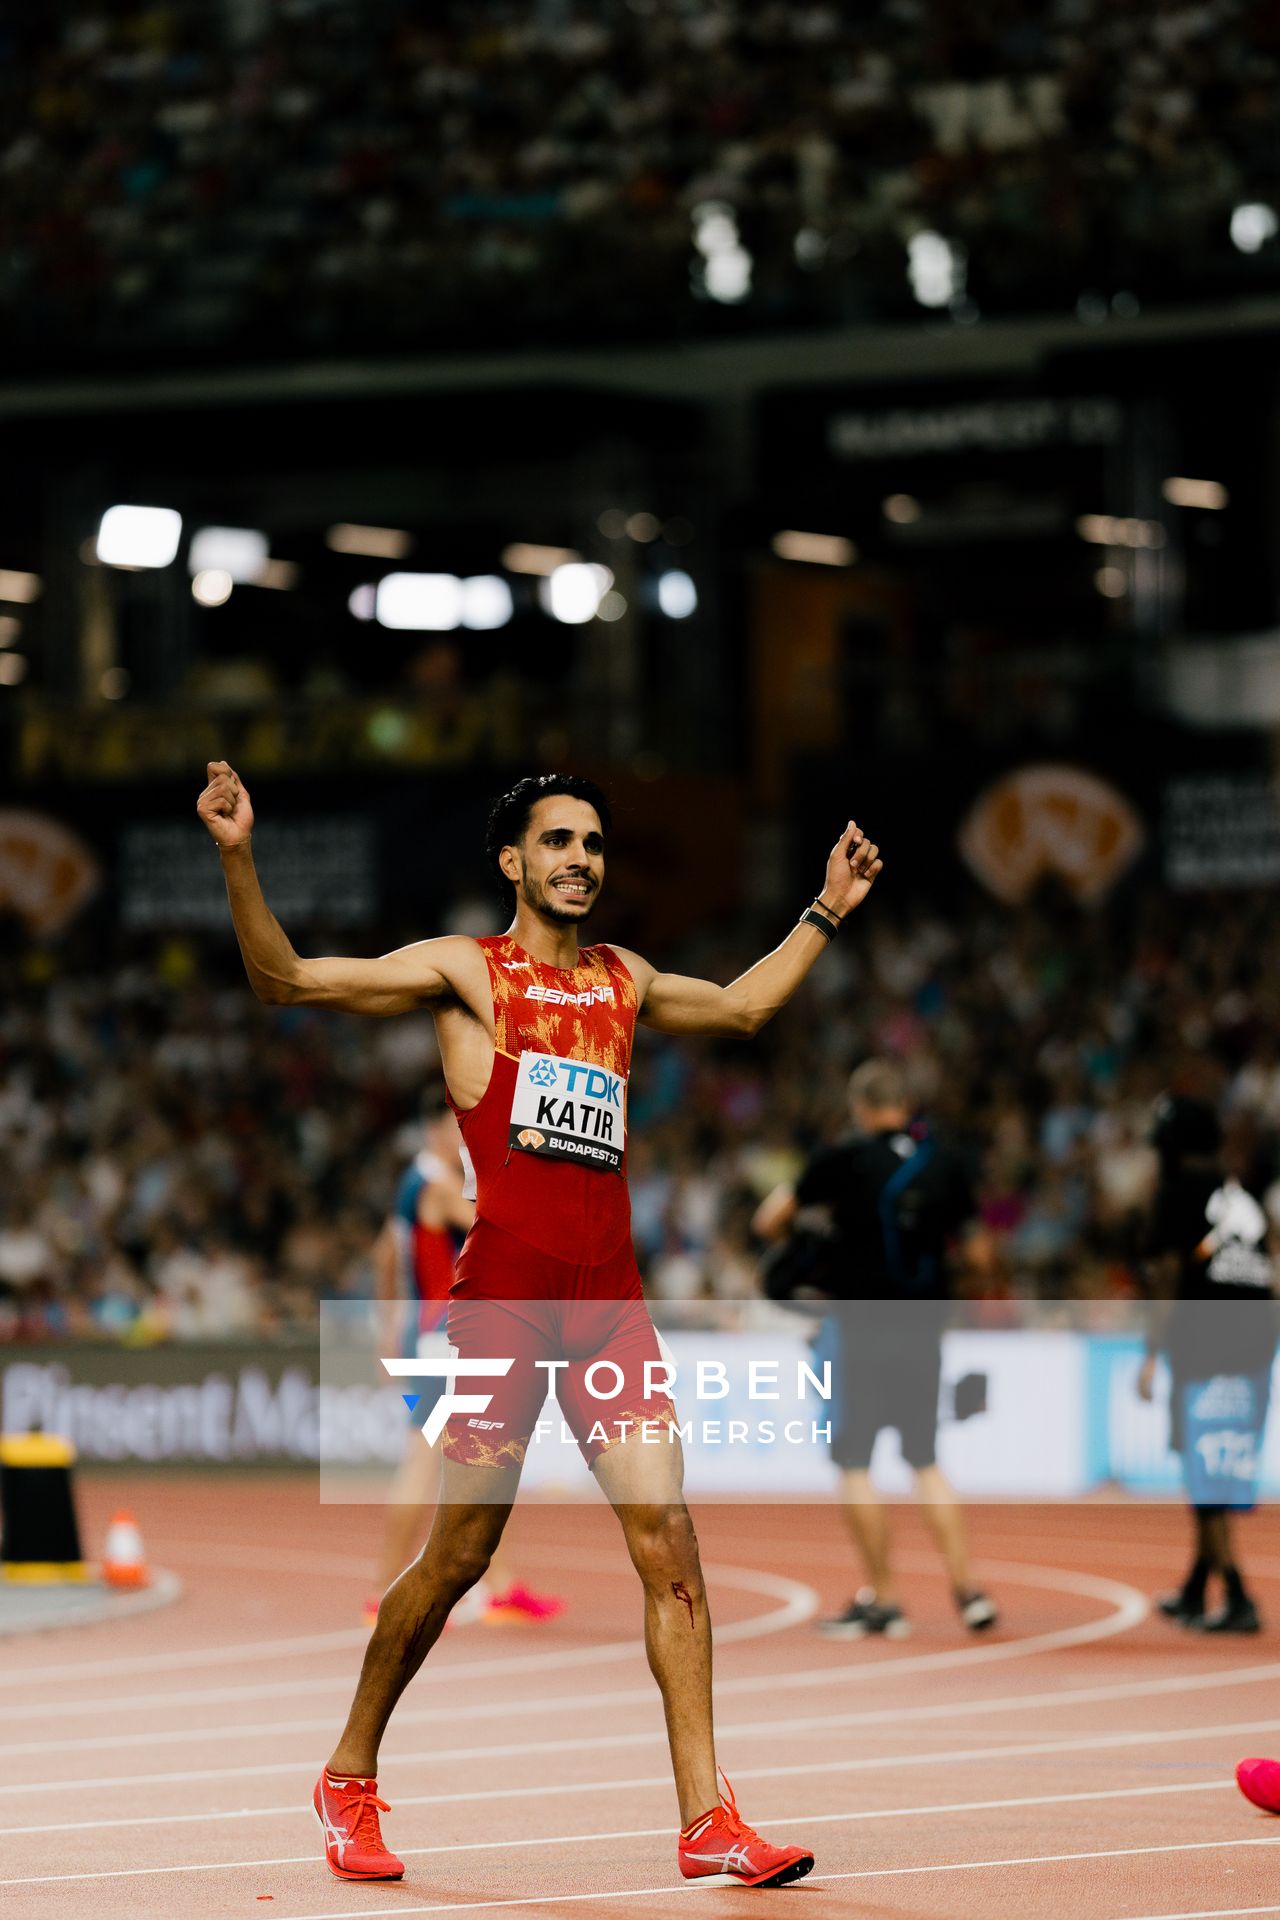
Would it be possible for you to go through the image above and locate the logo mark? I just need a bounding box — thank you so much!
[382,1357,515,1445]
[517,1128,546,1149]
[527,1056,558,1088]
[524,983,616,1007]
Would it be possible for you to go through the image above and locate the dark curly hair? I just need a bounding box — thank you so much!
[484,774,612,911]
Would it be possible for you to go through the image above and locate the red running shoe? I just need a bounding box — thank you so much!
[1237,1757,1280,1813]
[484,1582,565,1623]
[678,1771,814,1888]
[313,1771,405,1880]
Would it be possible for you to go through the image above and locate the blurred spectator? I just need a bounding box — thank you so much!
[4,0,1279,372]
[6,880,1280,1338]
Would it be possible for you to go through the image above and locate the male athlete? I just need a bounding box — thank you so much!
[197,760,882,1891]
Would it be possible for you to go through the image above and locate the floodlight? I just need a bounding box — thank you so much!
[96,506,183,569]
[656,571,697,619]
[188,527,268,584]
[460,576,513,630]
[192,569,234,607]
[376,573,464,630]
[540,564,612,624]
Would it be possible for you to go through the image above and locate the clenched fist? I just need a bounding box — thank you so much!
[818,820,883,918]
[197,760,254,850]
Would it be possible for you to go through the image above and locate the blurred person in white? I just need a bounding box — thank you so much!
[0,1199,58,1294]
[147,1221,258,1338]
[1229,1034,1280,1131]
[1090,1101,1160,1233]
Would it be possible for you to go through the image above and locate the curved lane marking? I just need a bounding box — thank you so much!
[0,1549,1138,1728]
[0,1549,811,1700]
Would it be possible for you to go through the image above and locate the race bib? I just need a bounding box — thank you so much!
[509,1050,626,1174]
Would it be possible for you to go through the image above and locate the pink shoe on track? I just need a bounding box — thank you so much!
[1237,1757,1280,1813]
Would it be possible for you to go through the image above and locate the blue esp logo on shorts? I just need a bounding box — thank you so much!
[1181,1373,1270,1508]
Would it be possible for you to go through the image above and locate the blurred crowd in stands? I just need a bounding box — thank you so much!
[5,0,1279,368]
[4,884,1280,1342]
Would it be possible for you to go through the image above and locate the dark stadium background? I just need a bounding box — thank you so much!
[4,0,1280,1352]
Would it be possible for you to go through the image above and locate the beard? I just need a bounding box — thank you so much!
[520,869,598,926]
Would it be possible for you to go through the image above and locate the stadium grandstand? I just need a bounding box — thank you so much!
[4,6,1280,1915]
[3,0,1280,369]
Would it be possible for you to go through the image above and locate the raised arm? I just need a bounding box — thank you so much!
[197,760,473,1015]
[614,820,881,1038]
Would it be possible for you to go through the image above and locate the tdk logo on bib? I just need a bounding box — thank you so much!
[526,1057,621,1104]
[510,1051,626,1173]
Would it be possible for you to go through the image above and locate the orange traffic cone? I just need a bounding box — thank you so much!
[102,1509,149,1589]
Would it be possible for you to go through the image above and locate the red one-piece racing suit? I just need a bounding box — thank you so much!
[444,935,674,1469]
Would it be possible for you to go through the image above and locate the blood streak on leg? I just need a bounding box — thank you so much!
[671,1580,695,1627]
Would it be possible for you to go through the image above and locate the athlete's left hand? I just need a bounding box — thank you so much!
[818,821,882,917]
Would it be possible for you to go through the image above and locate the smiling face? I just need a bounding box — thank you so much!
[500,795,605,927]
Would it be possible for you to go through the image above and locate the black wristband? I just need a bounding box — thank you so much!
[800,907,838,942]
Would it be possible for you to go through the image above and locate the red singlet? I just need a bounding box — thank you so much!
[448,935,637,1268]
[443,936,672,1467]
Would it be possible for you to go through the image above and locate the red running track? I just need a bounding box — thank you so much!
[2,1480,1280,1920]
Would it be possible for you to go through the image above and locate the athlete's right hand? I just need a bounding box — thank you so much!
[197,760,254,849]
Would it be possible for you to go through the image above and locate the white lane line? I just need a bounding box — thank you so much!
[0,1773,1236,1842]
[908,1532,1280,1580]
[6,1709,1279,1802]
[17,1566,809,1735]
[0,1528,1120,1712]
[0,1561,816,1761]
[702,1563,818,1641]
[149,1541,392,1580]
[1124,1909,1280,1919]
[825,1835,1280,1878]
[0,1704,907,1764]
[0,1625,373,1690]
[0,1555,1142,1749]
[0,1523,1136,1702]
[5,1681,1169,1764]
[13,1625,1272,1766]
[260,1836,1280,1920]
[0,1788,1260,1888]
[155,1524,1207,1582]
[0,1537,767,1693]
[0,1655,1268,1795]
[686,1555,1150,1704]
[0,1556,814,1725]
